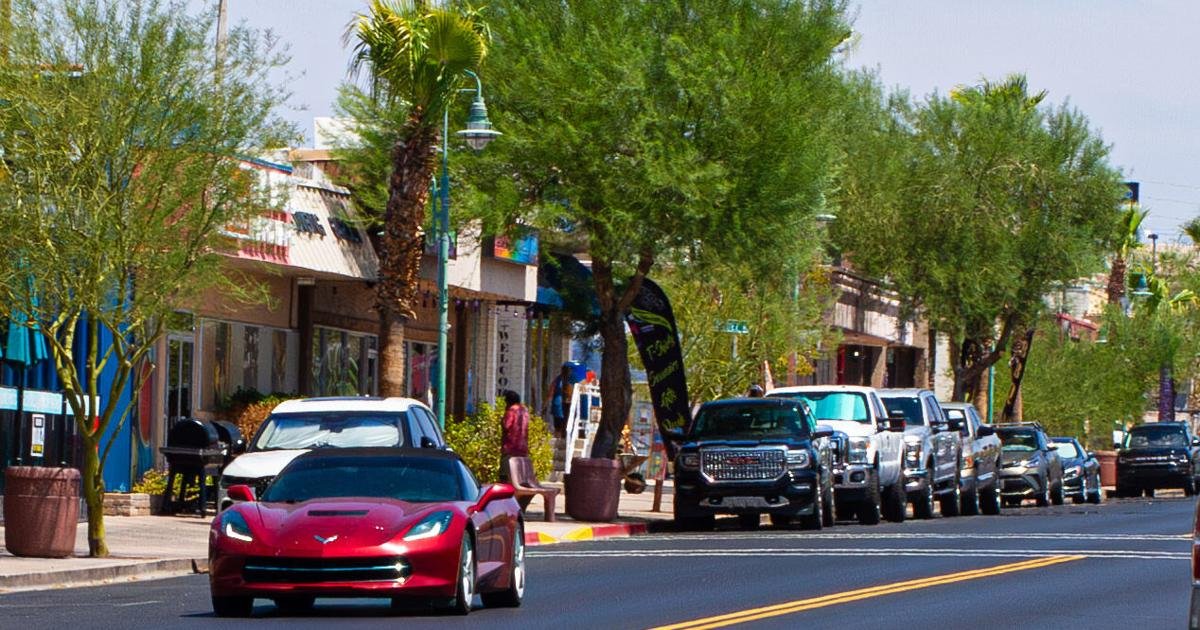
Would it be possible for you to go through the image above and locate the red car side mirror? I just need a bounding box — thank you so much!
[471,483,516,513]
[227,484,255,503]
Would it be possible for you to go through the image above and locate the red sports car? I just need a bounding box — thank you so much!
[208,447,525,617]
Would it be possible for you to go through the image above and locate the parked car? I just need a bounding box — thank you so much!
[996,423,1064,507]
[1116,421,1200,497]
[879,389,962,519]
[767,386,907,525]
[941,402,1002,515]
[1051,437,1102,504]
[671,398,835,530]
[218,397,446,510]
[210,447,524,617]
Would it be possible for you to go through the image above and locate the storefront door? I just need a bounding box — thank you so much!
[165,334,194,426]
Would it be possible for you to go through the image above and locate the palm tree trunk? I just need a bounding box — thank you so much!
[1107,255,1126,305]
[376,112,439,397]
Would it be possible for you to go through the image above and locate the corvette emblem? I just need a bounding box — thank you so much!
[313,534,338,545]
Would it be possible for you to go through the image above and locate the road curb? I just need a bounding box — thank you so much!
[525,521,650,546]
[0,557,208,591]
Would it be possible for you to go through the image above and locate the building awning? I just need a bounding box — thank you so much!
[223,177,379,281]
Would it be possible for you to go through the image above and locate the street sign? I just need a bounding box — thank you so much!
[718,320,750,334]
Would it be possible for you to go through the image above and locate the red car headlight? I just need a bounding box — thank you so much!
[220,511,255,543]
[403,511,453,541]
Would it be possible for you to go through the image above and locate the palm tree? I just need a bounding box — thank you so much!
[1106,206,1147,305]
[347,1,488,396]
[1183,217,1200,245]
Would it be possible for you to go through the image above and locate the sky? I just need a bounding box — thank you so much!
[214,0,1200,241]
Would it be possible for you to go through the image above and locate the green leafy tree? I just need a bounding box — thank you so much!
[0,0,292,556]
[345,0,489,397]
[833,74,1125,408]
[660,257,837,404]
[470,0,851,457]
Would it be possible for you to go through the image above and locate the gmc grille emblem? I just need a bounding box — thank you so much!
[726,456,760,466]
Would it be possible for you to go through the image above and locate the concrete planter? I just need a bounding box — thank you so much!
[1097,450,1117,487]
[103,492,153,517]
[564,457,622,522]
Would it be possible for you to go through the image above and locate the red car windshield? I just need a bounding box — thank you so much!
[263,456,467,503]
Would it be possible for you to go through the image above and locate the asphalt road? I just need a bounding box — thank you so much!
[0,497,1191,629]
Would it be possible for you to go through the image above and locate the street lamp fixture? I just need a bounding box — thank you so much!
[434,68,500,429]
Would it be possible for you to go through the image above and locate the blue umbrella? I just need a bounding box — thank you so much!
[5,300,49,465]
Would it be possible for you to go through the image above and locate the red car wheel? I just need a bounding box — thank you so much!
[482,522,526,608]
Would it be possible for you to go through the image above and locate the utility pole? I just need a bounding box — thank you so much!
[215,0,228,75]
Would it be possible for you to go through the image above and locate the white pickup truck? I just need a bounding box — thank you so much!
[941,401,1002,514]
[767,385,908,524]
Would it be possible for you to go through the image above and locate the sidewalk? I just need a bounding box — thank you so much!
[0,481,673,593]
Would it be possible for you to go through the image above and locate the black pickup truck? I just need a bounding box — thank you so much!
[1117,422,1200,497]
[670,398,834,531]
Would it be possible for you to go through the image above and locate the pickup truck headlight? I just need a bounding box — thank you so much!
[904,442,922,468]
[847,437,870,464]
[678,453,700,470]
[786,449,811,469]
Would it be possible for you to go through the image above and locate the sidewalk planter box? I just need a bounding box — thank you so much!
[103,492,153,517]
[564,457,622,522]
[3,466,80,558]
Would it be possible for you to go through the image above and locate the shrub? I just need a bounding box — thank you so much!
[214,388,299,440]
[444,402,554,483]
[130,468,212,501]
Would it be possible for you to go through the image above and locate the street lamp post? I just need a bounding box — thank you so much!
[434,69,500,429]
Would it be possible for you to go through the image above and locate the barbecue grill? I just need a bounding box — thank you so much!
[160,419,225,517]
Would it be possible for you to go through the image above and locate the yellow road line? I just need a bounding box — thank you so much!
[651,555,1084,630]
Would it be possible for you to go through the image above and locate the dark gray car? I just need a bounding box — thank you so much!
[996,423,1064,507]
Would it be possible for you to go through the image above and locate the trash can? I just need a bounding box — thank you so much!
[3,466,81,558]
[1097,450,1117,488]
[564,457,622,522]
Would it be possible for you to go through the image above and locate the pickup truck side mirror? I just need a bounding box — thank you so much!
[976,425,995,437]
[664,427,686,443]
[813,426,834,440]
[885,417,906,432]
[947,418,964,432]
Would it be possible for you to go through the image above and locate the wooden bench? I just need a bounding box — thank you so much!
[507,456,559,522]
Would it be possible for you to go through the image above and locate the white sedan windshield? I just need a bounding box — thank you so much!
[252,413,404,451]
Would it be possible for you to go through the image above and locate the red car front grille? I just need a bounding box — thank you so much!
[243,556,410,583]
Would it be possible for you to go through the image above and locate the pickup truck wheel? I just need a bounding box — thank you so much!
[800,495,823,531]
[821,484,836,528]
[882,483,906,523]
[857,472,882,526]
[960,484,980,516]
[1185,478,1196,497]
[940,474,962,517]
[738,513,761,530]
[912,479,935,519]
[980,485,1001,515]
[1144,488,1155,498]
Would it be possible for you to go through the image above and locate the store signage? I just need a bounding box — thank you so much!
[494,307,527,399]
[329,217,363,244]
[626,278,691,458]
[487,228,539,266]
[292,211,326,236]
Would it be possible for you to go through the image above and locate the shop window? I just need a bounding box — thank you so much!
[311,326,378,397]
[200,319,299,411]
